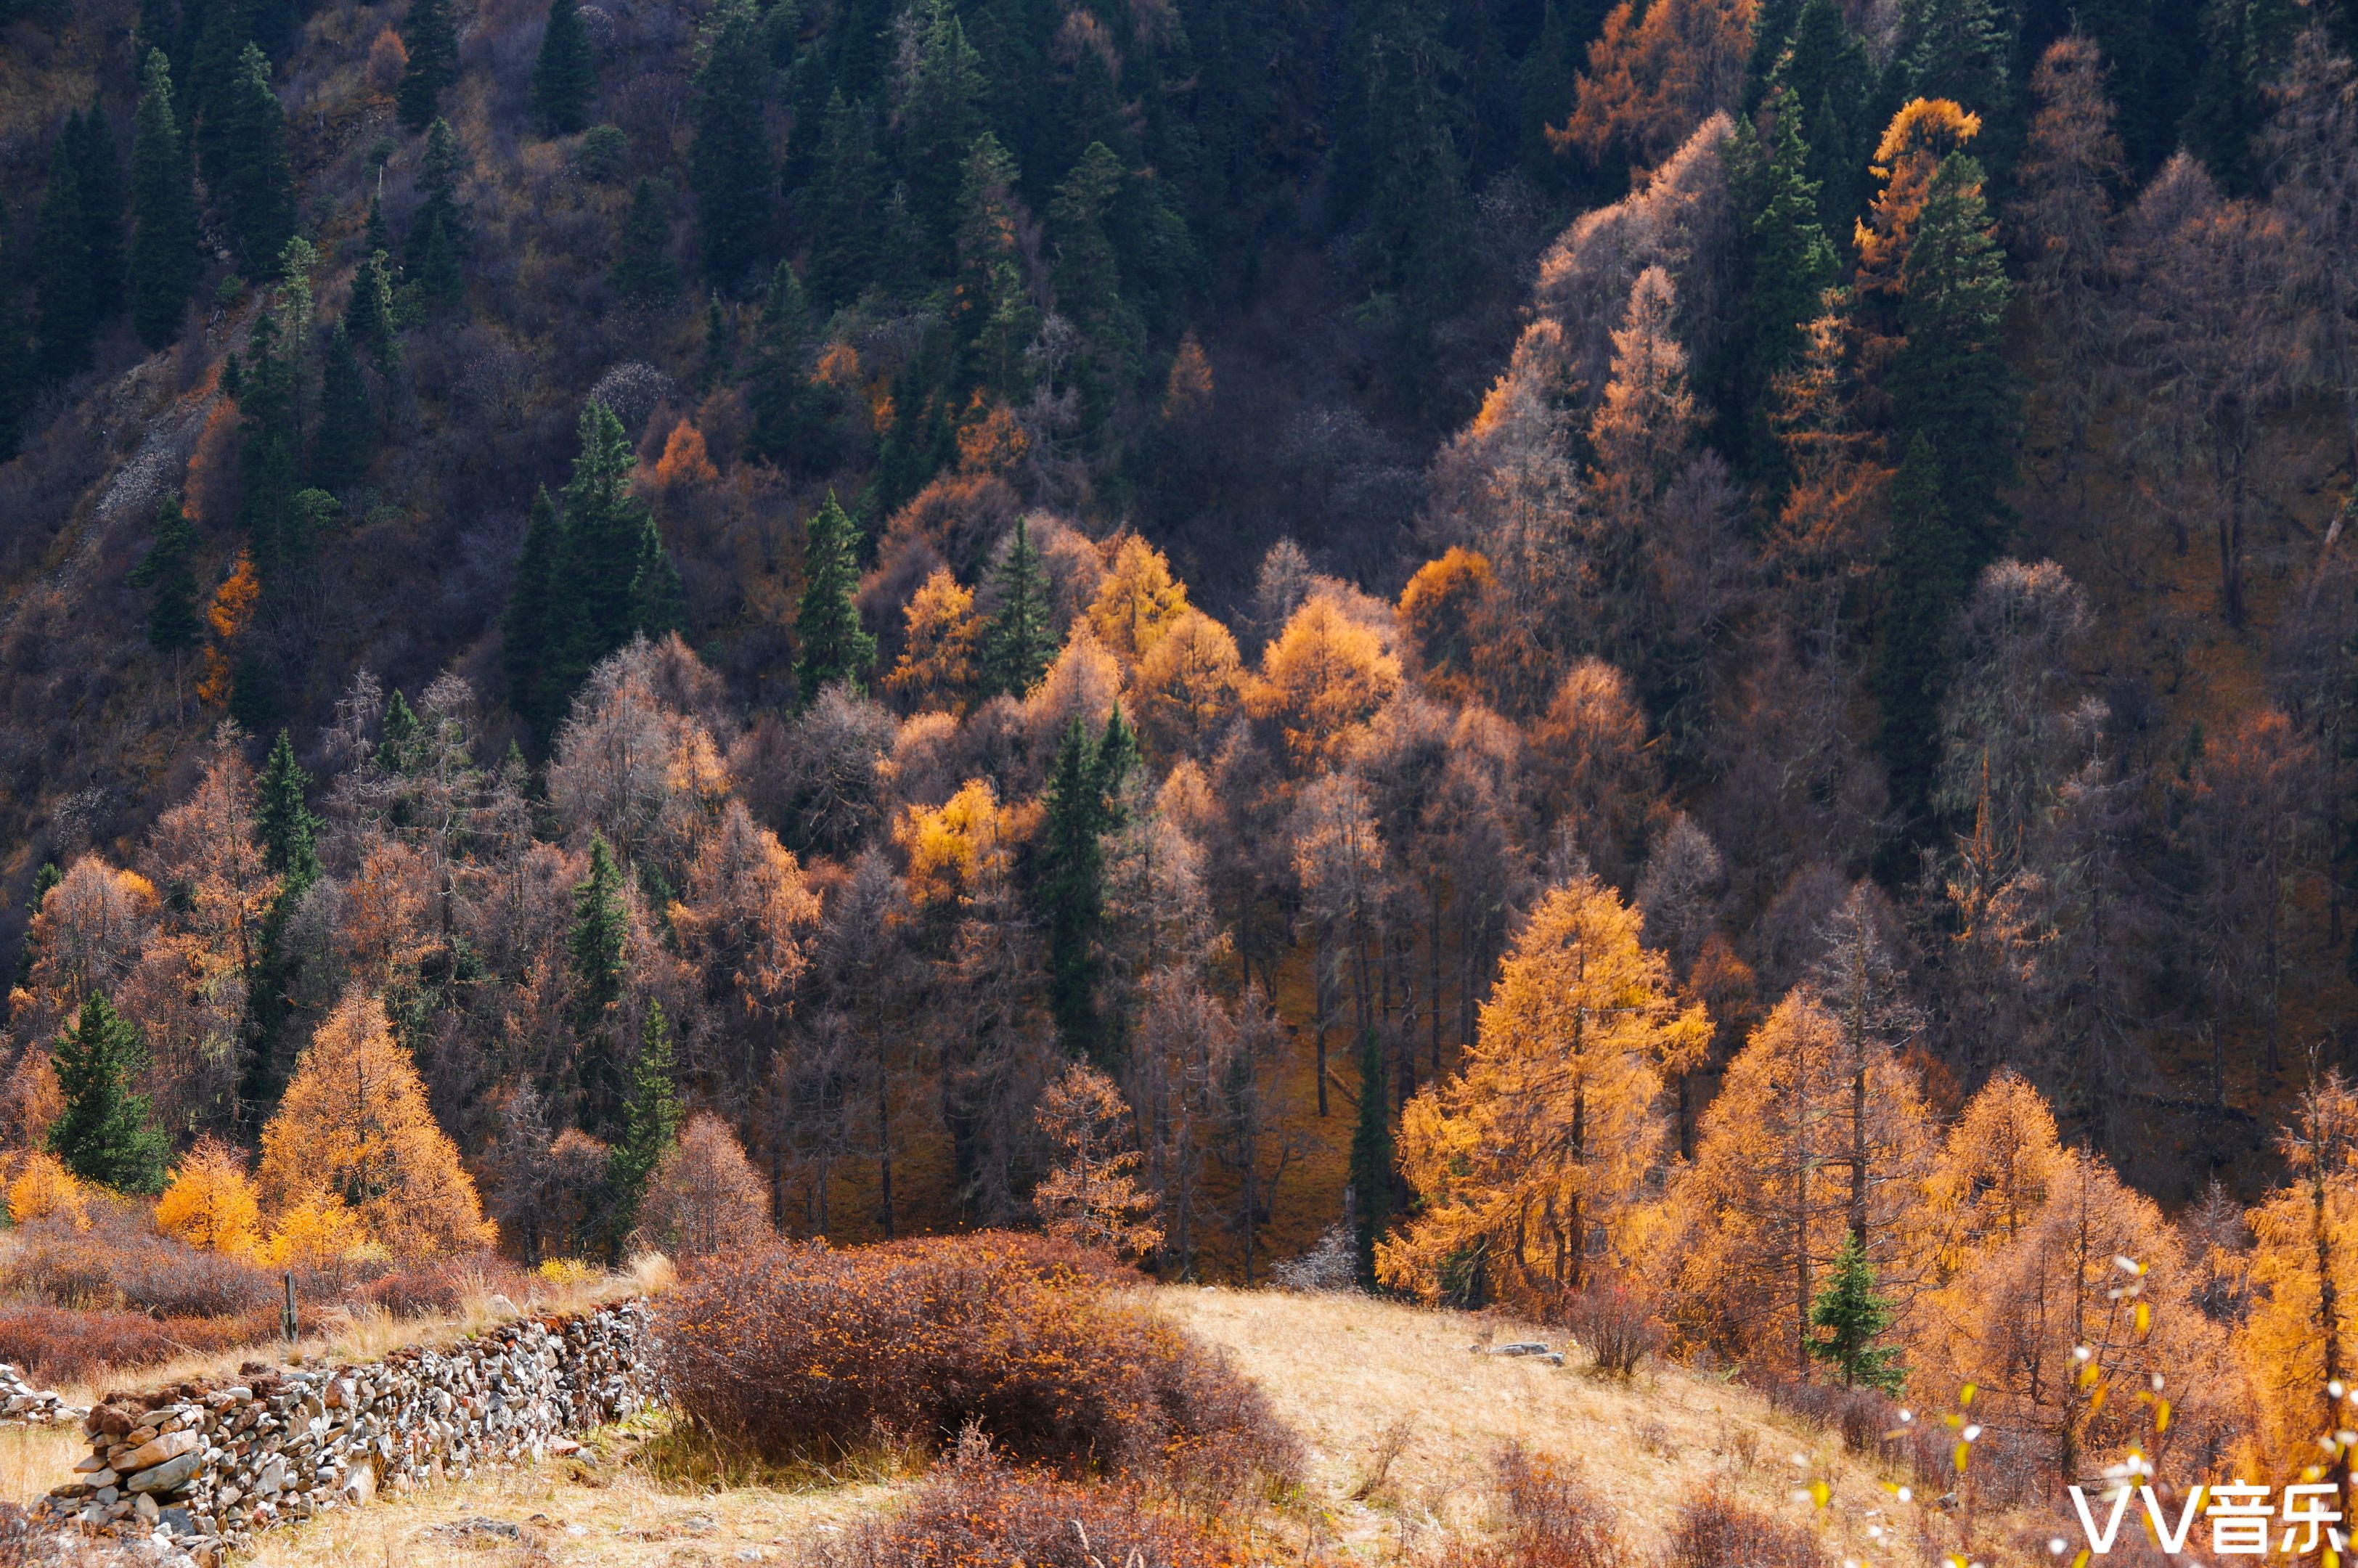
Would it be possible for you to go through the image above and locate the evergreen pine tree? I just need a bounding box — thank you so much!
[1093,701,1138,821]
[396,0,458,132]
[950,131,1033,394]
[186,0,245,188]
[310,321,373,489]
[688,0,775,291]
[551,399,652,694]
[627,513,685,641]
[2183,0,2304,192]
[406,118,466,267]
[1891,152,2016,551]
[32,120,97,384]
[136,0,179,68]
[504,483,566,737]
[1874,435,1974,825]
[792,491,874,699]
[236,305,303,582]
[220,44,295,271]
[746,259,817,465]
[243,726,318,1116]
[255,727,320,884]
[1349,1026,1395,1290]
[570,832,629,1132]
[898,0,984,269]
[802,90,882,309]
[701,290,731,385]
[1808,1233,1907,1391]
[529,0,596,135]
[415,213,464,311]
[608,176,678,303]
[1048,142,1133,356]
[128,491,202,653]
[130,51,200,351]
[979,515,1052,698]
[364,193,392,261]
[0,205,34,460]
[1040,716,1109,1061]
[343,248,396,371]
[1738,104,1837,481]
[376,687,421,772]
[72,106,128,328]
[48,992,170,1193]
[604,999,682,1244]
[1771,0,1875,244]
[1900,0,2014,119]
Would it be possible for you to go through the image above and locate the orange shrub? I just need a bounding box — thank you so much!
[154,1138,263,1257]
[658,1233,1299,1493]
[5,1153,87,1228]
[817,1432,1241,1568]
[3,1206,277,1318]
[0,1302,285,1383]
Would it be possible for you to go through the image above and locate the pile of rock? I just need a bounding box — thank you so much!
[38,1300,654,1568]
[0,1363,85,1425]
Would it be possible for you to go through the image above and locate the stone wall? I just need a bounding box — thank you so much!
[37,1300,656,1568]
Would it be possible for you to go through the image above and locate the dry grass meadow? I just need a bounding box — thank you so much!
[1,1285,1975,1568]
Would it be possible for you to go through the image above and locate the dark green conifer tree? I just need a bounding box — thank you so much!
[344,249,396,371]
[0,206,33,459]
[688,0,775,291]
[1349,1026,1395,1290]
[746,260,818,465]
[552,399,652,693]
[1808,1233,1907,1392]
[1874,436,1973,825]
[48,993,169,1194]
[376,687,421,772]
[136,0,179,68]
[310,322,373,490]
[128,491,203,654]
[72,107,128,328]
[504,483,566,737]
[415,213,464,312]
[220,44,295,271]
[243,726,317,1117]
[802,91,882,309]
[396,0,458,131]
[404,118,468,306]
[603,999,682,1244]
[2183,0,2304,192]
[569,832,629,1132]
[1899,0,2014,119]
[608,177,678,303]
[1736,105,1837,481]
[1048,142,1134,359]
[979,515,1052,698]
[256,727,320,884]
[32,122,97,384]
[898,0,984,269]
[1770,0,1875,242]
[1040,716,1111,1061]
[363,193,392,260]
[130,51,200,351]
[1891,152,2016,550]
[627,514,685,641]
[236,302,303,583]
[529,0,596,134]
[792,491,874,699]
[186,0,245,187]
[950,131,1033,394]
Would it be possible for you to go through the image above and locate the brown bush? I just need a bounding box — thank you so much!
[659,1233,1298,1494]
[1435,1447,1623,1568]
[359,1253,528,1318]
[0,1302,286,1383]
[815,1429,1241,1568]
[1,1208,277,1318]
[1549,1274,1663,1377]
[1660,1492,1827,1568]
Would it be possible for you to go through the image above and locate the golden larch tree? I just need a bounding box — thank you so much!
[155,1137,264,1257]
[884,566,982,716]
[1131,607,1243,759]
[258,988,496,1259]
[1672,989,1936,1374]
[632,1111,772,1259]
[2240,1071,2358,1502]
[1923,1068,2068,1280]
[1087,534,1190,666]
[1032,1061,1162,1259]
[1382,874,1706,1310]
[1247,592,1402,769]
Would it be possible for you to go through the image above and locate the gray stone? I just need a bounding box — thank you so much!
[127,1452,203,1495]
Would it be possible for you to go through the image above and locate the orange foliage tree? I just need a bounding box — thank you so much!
[1398,548,1493,697]
[1247,592,1402,769]
[2240,1071,2358,1500]
[1087,535,1190,666]
[1671,990,1935,1373]
[154,1137,263,1257]
[1551,0,1754,169]
[884,566,983,716]
[1382,875,1707,1309]
[1032,1061,1162,1259]
[632,1111,772,1259]
[1130,607,1242,759]
[257,989,496,1259]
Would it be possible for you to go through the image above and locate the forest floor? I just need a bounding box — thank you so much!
[7,1288,1987,1568]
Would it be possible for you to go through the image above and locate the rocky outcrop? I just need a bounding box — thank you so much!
[38,1301,654,1568]
[0,1363,86,1425]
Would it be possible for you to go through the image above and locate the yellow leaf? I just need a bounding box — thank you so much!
[1810,1480,1830,1509]
[2155,1400,2171,1433]
[1953,1442,1971,1472]
[2134,1302,2150,1334]
[1959,1383,1977,1406]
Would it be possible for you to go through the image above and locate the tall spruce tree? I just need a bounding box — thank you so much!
[1891,152,2016,553]
[256,727,320,885]
[979,515,1052,698]
[1040,716,1111,1061]
[309,321,373,489]
[344,248,396,371]
[570,833,629,1132]
[552,399,651,695]
[128,491,202,654]
[32,121,97,383]
[627,514,685,641]
[1808,1233,1907,1391]
[529,0,596,134]
[236,304,303,582]
[950,131,1032,393]
[186,0,245,187]
[792,491,874,699]
[405,117,468,306]
[1350,1025,1395,1289]
[1737,105,1837,481]
[1048,142,1133,358]
[73,107,128,328]
[49,992,169,1193]
[396,0,458,131]
[0,205,33,459]
[746,260,817,465]
[504,483,566,736]
[687,0,775,291]
[898,0,985,269]
[801,90,882,309]
[130,51,200,350]
[608,177,679,303]
[242,729,311,1122]
[1874,435,1973,826]
[604,1000,682,1245]
[220,44,295,271]
[1770,0,1875,245]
